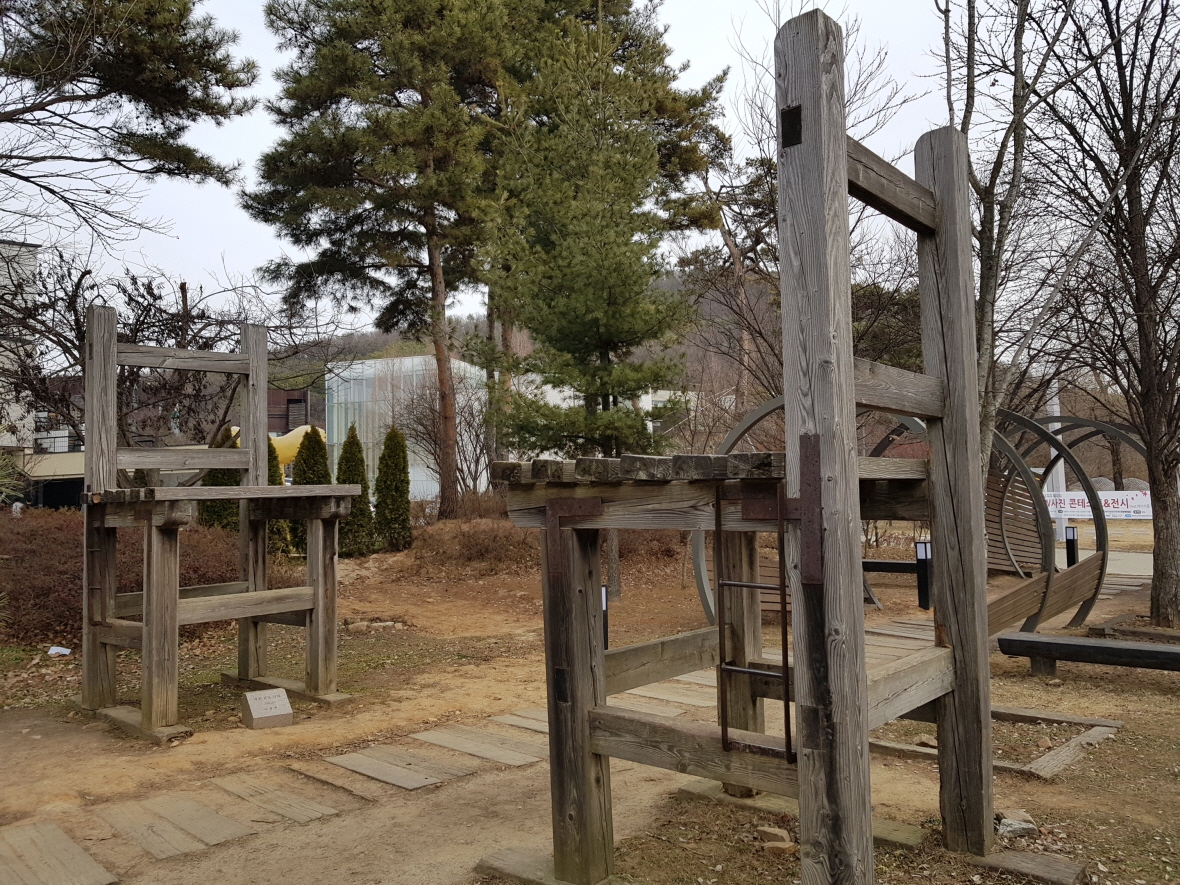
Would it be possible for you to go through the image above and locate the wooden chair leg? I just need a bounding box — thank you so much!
[305,518,338,696]
[82,518,118,710]
[142,524,180,731]
[238,506,268,680]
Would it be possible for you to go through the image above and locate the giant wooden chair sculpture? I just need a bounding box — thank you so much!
[80,305,359,742]
[483,12,993,885]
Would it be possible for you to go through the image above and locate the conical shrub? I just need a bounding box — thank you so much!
[290,425,330,553]
[374,425,412,551]
[199,427,241,530]
[336,424,373,557]
[267,437,292,553]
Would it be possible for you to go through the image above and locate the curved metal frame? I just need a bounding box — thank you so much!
[1000,409,1110,629]
[693,399,1122,630]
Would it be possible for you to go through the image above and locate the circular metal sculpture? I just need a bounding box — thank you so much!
[693,399,1138,633]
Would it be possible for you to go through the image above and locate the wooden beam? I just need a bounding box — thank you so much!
[116,343,251,375]
[846,137,938,234]
[865,647,954,729]
[543,528,613,885]
[777,11,874,881]
[997,633,1180,672]
[588,706,799,798]
[718,531,764,797]
[93,500,195,529]
[87,484,361,504]
[248,496,352,521]
[142,525,180,731]
[238,324,270,687]
[94,618,143,649]
[114,581,250,618]
[853,358,945,418]
[305,520,339,696]
[176,586,313,626]
[116,447,251,471]
[604,627,726,695]
[916,125,994,854]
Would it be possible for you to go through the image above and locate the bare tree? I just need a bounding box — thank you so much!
[1031,0,1180,626]
[398,366,491,499]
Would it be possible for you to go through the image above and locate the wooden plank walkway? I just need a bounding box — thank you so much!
[326,745,475,790]
[142,795,257,845]
[0,821,117,885]
[411,725,545,766]
[214,775,338,824]
[99,803,207,859]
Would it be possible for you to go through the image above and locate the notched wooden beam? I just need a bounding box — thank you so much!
[854,358,945,418]
[846,138,938,234]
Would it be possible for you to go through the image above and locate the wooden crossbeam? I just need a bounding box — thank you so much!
[176,586,314,626]
[853,358,945,417]
[87,484,361,504]
[588,706,799,797]
[114,581,249,618]
[604,627,728,695]
[116,447,251,471]
[846,138,937,234]
[116,343,251,375]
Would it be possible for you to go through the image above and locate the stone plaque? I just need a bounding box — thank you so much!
[241,688,293,729]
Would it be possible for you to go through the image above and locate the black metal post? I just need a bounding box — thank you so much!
[1065,526,1078,567]
[915,540,932,610]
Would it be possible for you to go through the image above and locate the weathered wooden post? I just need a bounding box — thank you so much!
[718,532,764,797]
[81,306,118,711]
[542,504,611,885]
[776,11,875,883]
[238,323,269,681]
[915,127,994,855]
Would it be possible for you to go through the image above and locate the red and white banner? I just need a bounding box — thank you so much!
[1043,491,1153,520]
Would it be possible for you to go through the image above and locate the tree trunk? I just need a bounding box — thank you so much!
[1149,461,1180,629]
[425,214,460,520]
[1110,439,1124,490]
[483,294,500,471]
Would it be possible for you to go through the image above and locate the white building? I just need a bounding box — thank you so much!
[325,355,488,500]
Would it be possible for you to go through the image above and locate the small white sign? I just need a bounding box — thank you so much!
[1043,490,1153,520]
[241,688,293,729]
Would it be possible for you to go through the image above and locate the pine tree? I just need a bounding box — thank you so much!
[490,10,719,458]
[374,425,413,552]
[289,425,330,553]
[199,427,241,530]
[336,424,373,557]
[267,437,292,554]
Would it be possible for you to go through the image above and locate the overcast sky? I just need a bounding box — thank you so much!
[112,0,950,317]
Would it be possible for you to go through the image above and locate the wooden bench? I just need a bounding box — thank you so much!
[997,632,1180,677]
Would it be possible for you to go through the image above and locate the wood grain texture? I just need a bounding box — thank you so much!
[1023,726,1118,780]
[0,821,118,885]
[916,126,994,854]
[305,519,339,696]
[541,528,614,885]
[89,484,361,503]
[238,510,268,680]
[966,851,1086,885]
[846,137,938,234]
[141,525,180,731]
[141,795,257,845]
[116,447,252,471]
[116,342,251,374]
[604,627,725,695]
[213,775,338,823]
[997,632,1180,672]
[176,586,312,626]
[865,647,954,729]
[853,358,945,417]
[114,581,249,618]
[99,802,206,859]
[412,726,541,766]
[776,11,874,882]
[81,520,118,710]
[326,752,442,789]
[718,531,765,797]
[237,324,271,684]
[588,706,799,798]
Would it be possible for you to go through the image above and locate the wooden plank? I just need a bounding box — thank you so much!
[916,124,994,854]
[412,726,542,766]
[997,633,1180,672]
[588,706,799,798]
[1024,726,1118,780]
[433,723,548,757]
[531,459,577,482]
[359,745,476,781]
[326,752,441,789]
[94,705,192,745]
[604,696,686,717]
[846,136,938,234]
[777,12,874,882]
[492,714,551,735]
[141,795,257,845]
[116,447,252,471]
[853,358,944,417]
[987,573,1049,635]
[88,484,361,504]
[248,496,351,521]
[541,527,613,885]
[966,851,1086,885]
[619,454,675,481]
[142,525,180,731]
[604,627,723,695]
[117,342,251,374]
[95,500,196,529]
[670,454,729,480]
[624,683,716,708]
[865,647,954,729]
[857,457,927,480]
[213,775,338,823]
[238,513,268,681]
[93,618,143,649]
[305,519,339,696]
[238,325,270,689]
[176,586,313,626]
[115,581,249,618]
[98,803,206,859]
[81,518,118,703]
[0,821,118,885]
[287,760,383,801]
